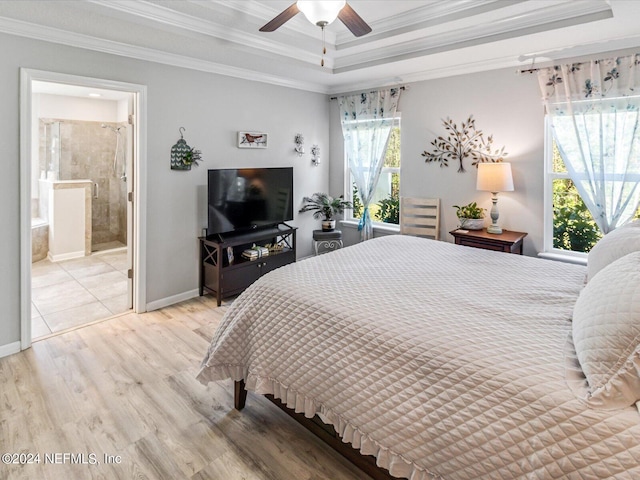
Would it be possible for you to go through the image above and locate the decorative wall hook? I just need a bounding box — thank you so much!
[294,133,305,156]
[311,144,320,166]
[171,127,202,171]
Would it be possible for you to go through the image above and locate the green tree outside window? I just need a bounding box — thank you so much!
[552,144,602,252]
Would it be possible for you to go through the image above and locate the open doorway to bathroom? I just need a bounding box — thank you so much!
[23,74,142,342]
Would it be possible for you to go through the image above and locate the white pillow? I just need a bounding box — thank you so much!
[572,251,640,410]
[587,223,640,281]
[621,219,640,229]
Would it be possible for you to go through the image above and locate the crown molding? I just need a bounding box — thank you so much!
[86,0,324,67]
[333,3,613,72]
[326,55,521,95]
[0,16,329,94]
[335,0,519,47]
[517,35,640,64]
[327,35,640,95]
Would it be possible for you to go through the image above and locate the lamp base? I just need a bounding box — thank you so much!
[486,224,503,234]
[487,192,502,234]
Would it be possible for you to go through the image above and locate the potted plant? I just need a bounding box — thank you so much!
[453,202,485,230]
[299,193,352,231]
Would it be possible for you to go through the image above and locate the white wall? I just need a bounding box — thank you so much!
[1,32,329,352]
[38,93,119,122]
[329,68,545,256]
[117,98,129,123]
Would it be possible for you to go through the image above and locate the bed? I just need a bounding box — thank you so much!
[197,233,640,479]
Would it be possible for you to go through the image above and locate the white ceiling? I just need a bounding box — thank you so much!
[2,0,640,94]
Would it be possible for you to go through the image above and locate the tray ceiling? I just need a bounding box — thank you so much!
[1,0,640,93]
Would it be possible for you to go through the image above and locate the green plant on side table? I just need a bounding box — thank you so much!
[453,201,486,230]
[299,193,352,231]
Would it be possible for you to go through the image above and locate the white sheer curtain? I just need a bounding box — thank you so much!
[538,54,640,233]
[338,88,401,241]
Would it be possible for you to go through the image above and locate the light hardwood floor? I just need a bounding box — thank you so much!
[1,295,370,480]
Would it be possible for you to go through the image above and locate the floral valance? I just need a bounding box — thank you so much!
[537,54,640,114]
[339,88,401,122]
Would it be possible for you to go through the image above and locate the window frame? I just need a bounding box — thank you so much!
[343,116,401,227]
[543,116,591,262]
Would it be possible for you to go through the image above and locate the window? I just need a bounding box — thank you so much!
[544,118,640,256]
[348,121,401,225]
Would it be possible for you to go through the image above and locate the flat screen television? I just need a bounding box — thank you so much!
[207,167,293,236]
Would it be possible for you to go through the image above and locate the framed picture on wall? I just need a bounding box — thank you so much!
[238,131,268,149]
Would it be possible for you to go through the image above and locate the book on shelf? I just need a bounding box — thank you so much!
[241,244,269,260]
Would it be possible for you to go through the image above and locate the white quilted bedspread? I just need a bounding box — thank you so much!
[197,235,640,479]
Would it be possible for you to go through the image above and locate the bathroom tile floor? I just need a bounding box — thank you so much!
[31,249,130,339]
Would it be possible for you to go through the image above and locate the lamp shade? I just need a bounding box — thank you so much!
[476,162,514,192]
[297,0,346,26]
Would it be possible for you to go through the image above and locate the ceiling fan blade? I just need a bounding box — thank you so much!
[338,3,372,37]
[259,3,300,32]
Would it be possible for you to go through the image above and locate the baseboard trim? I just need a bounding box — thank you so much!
[0,341,21,359]
[48,250,85,262]
[146,289,200,312]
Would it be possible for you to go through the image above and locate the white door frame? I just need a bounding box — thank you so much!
[19,68,148,350]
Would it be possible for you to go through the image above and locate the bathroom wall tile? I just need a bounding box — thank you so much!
[32,224,49,263]
[48,118,125,249]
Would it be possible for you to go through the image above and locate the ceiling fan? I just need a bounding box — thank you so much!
[259,1,372,65]
[260,1,371,37]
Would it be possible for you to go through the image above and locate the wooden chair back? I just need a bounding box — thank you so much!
[400,197,440,240]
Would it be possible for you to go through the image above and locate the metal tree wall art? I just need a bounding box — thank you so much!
[422,115,508,173]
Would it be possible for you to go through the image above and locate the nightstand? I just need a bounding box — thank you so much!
[313,230,343,255]
[449,228,527,255]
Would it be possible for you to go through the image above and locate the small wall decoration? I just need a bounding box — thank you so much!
[294,133,305,156]
[311,145,320,165]
[171,127,202,170]
[422,115,507,173]
[238,131,268,148]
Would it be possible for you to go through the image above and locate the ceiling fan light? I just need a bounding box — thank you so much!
[297,0,346,26]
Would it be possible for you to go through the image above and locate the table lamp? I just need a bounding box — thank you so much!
[476,162,514,234]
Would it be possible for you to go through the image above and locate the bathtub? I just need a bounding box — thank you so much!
[32,218,49,263]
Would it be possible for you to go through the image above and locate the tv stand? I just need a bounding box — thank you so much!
[199,224,297,306]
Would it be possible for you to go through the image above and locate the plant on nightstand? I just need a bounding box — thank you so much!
[453,202,486,230]
[299,193,352,231]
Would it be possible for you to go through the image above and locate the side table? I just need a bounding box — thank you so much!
[449,228,527,255]
[313,229,343,255]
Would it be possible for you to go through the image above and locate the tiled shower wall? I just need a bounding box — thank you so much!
[39,119,127,248]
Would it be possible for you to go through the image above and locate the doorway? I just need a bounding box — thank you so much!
[20,69,147,348]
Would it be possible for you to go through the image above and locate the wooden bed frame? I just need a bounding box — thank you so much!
[234,380,397,480]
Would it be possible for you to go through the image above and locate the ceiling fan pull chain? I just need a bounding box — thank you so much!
[321,25,325,66]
